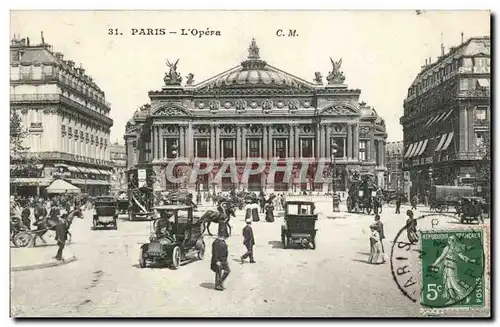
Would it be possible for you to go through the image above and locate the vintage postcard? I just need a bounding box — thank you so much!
[9,10,491,318]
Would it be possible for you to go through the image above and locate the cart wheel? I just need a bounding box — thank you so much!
[171,246,181,269]
[283,236,289,249]
[436,206,444,213]
[139,245,147,268]
[197,241,205,260]
[13,231,34,248]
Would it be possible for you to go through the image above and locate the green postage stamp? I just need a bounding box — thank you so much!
[420,229,486,309]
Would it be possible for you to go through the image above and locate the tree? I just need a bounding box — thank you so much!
[477,131,491,181]
[10,110,27,161]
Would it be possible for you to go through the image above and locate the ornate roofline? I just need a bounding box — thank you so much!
[318,102,360,116]
[150,102,192,117]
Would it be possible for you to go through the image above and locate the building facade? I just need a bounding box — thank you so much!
[10,34,114,196]
[384,141,403,191]
[401,36,490,196]
[110,142,127,194]
[125,40,387,193]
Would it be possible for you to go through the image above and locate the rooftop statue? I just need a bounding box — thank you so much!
[186,73,194,85]
[314,72,323,84]
[248,38,260,60]
[164,59,182,85]
[326,57,346,84]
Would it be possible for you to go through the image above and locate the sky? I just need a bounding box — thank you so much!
[10,10,490,143]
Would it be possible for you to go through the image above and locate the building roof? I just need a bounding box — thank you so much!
[386,141,404,154]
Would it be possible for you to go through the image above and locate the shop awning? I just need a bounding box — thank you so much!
[89,168,101,175]
[417,139,429,156]
[70,179,111,186]
[477,78,490,88]
[424,116,435,126]
[67,165,80,172]
[433,111,449,124]
[440,109,454,123]
[54,163,69,168]
[79,167,92,174]
[426,115,439,126]
[46,179,81,194]
[410,141,424,158]
[404,143,415,158]
[434,134,448,152]
[100,170,112,175]
[440,132,454,151]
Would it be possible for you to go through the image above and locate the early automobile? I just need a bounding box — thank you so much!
[139,205,205,269]
[92,196,118,230]
[429,185,474,213]
[459,196,485,224]
[281,201,318,249]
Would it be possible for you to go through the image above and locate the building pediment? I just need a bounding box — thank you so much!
[151,103,192,117]
[319,102,360,116]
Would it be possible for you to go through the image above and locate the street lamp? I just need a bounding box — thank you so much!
[428,167,434,188]
[331,141,340,212]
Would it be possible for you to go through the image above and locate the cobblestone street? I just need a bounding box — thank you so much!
[10,202,475,317]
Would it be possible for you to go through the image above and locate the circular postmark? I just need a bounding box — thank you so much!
[390,212,485,308]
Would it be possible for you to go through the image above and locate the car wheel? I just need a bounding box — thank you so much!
[139,245,148,268]
[197,241,205,260]
[13,231,34,248]
[172,246,181,269]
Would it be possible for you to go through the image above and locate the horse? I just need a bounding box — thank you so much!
[200,203,236,236]
[33,207,84,244]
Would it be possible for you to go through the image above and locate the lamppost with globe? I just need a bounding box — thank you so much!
[331,141,340,212]
[171,143,179,189]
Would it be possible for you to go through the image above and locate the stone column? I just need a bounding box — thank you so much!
[288,125,294,157]
[179,125,185,157]
[459,105,468,153]
[210,124,216,159]
[236,125,242,160]
[241,125,247,159]
[187,123,193,160]
[326,124,332,157]
[215,125,220,159]
[267,124,273,159]
[294,125,300,158]
[322,124,327,158]
[315,124,321,159]
[467,106,475,154]
[354,124,360,161]
[366,140,371,161]
[347,124,353,159]
[263,125,268,160]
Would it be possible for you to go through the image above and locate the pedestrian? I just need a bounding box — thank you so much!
[251,199,260,222]
[210,229,230,291]
[240,219,256,263]
[54,214,68,261]
[245,200,252,221]
[373,214,386,263]
[395,193,402,214]
[406,210,418,243]
[259,192,266,214]
[368,225,383,264]
[411,194,418,210]
[265,200,275,222]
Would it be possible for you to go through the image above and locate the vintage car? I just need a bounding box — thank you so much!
[429,185,474,213]
[139,205,205,269]
[92,196,118,230]
[459,196,485,224]
[281,201,318,250]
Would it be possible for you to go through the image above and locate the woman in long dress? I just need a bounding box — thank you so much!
[251,201,260,222]
[368,225,383,264]
[265,202,275,222]
[430,236,475,304]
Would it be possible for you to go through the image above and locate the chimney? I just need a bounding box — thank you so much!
[440,32,445,56]
[428,57,431,64]
[461,32,464,44]
[425,58,428,65]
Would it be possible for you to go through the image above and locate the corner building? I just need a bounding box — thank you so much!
[401,36,490,195]
[125,40,387,193]
[10,35,113,196]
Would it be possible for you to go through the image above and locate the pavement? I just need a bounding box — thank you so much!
[10,201,490,317]
[11,246,77,272]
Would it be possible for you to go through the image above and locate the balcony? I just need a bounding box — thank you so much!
[457,89,491,98]
[10,93,113,126]
[29,151,113,167]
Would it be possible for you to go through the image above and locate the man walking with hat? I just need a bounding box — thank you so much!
[241,219,256,263]
[54,212,68,261]
[211,228,230,291]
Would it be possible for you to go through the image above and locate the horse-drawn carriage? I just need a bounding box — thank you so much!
[281,201,318,249]
[92,196,118,230]
[346,173,378,214]
[10,216,35,247]
[139,205,205,269]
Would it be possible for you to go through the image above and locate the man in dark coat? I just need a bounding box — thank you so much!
[54,215,68,261]
[240,219,256,263]
[395,193,402,214]
[211,230,230,291]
